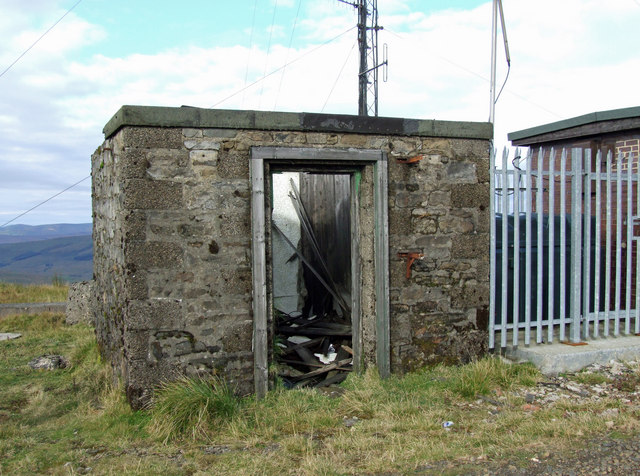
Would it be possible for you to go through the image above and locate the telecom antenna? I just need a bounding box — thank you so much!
[338,0,388,116]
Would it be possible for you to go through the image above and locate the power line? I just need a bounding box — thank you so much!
[242,0,259,108]
[210,26,356,109]
[322,41,356,112]
[1,175,90,228]
[258,0,279,109]
[384,27,562,120]
[0,0,84,79]
[274,0,303,110]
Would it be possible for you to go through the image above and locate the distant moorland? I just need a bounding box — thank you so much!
[0,223,92,284]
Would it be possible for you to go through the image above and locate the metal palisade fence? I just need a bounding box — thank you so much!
[490,147,640,349]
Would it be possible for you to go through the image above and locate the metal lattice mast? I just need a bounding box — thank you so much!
[339,0,387,116]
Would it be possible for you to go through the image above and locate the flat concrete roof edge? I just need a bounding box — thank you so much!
[103,105,493,140]
[508,105,640,143]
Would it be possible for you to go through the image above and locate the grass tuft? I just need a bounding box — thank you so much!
[439,356,540,398]
[148,376,240,442]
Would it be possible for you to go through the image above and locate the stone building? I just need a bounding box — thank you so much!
[92,105,492,408]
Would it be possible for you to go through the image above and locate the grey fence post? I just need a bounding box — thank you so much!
[569,148,583,343]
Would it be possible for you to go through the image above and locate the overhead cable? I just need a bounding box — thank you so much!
[1,175,90,227]
[0,0,84,79]
[258,0,279,109]
[322,41,357,112]
[242,0,259,108]
[385,27,562,119]
[274,0,303,110]
[210,26,356,109]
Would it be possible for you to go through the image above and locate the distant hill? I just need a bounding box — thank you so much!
[0,223,92,245]
[0,224,92,284]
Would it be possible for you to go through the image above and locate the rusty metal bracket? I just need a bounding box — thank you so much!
[398,252,424,279]
[396,154,425,164]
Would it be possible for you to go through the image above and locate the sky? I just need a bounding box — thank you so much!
[1,0,639,226]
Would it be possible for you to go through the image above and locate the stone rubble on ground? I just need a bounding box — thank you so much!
[476,360,640,412]
[0,332,21,341]
[28,355,69,370]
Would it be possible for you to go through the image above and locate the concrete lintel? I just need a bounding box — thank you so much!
[103,105,493,141]
[506,336,640,375]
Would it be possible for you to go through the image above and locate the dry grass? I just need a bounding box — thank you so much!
[2,312,640,475]
[0,282,68,303]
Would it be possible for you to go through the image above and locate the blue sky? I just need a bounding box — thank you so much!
[1,0,639,225]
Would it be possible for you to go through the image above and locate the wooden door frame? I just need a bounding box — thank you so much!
[250,146,389,398]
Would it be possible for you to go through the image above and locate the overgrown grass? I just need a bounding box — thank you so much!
[0,313,149,475]
[0,282,68,303]
[2,312,639,475]
[148,376,240,442]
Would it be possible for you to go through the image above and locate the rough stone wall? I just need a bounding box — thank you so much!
[65,280,95,325]
[387,138,491,370]
[92,132,129,392]
[93,111,490,408]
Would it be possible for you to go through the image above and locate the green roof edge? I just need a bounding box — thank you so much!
[508,105,640,142]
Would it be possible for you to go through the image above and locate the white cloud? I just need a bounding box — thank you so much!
[1,0,640,224]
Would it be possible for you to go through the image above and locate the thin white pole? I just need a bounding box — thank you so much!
[489,0,497,124]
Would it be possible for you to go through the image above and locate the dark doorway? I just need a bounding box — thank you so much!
[250,146,389,398]
[270,171,354,389]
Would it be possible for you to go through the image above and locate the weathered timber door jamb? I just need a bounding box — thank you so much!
[250,146,389,398]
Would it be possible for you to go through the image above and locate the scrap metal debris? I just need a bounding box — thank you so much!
[272,176,354,389]
[275,310,353,389]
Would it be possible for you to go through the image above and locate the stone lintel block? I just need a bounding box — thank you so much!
[472,157,491,183]
[306,133,329,144]
[451,234,490,260]
[338,134,368,147]
[203,128,238,138]
[445,161,476,183]
[123,210,146,241]
[122,126,183,149]
[451,138,491,160]
[220,268,252,295]
[126,358,175,409]
[414,235,451,250]
[450,284,490,310]
[184,140,220,150]
[217,151,249,179]
[119,149,148,179]
[388,208,412,235]
[476,207,491,234]
[126,299,183,331]
[124,329,150,360]
[124,270,148,300]
[123,179,183,209]
[217,211,250,237]
[190,149,218,165]
[393,191,429,208]
[182,128,202,138]
[127,241,183,269]
[396,285,440,305]
[451,183,489,209]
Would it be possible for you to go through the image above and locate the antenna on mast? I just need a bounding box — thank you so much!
[338,0,388,116]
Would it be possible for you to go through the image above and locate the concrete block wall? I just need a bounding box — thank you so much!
[92,106,492,408]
